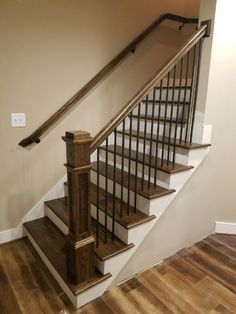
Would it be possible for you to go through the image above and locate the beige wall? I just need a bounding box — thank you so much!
[0,0,199,231]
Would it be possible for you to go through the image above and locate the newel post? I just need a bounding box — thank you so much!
[64,130,95,284]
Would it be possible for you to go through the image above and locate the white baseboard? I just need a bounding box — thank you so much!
[215,222,236,235]
[0,175,66,245]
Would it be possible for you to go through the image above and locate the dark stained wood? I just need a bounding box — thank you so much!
[64,131,95,284]
[90,183,156,229]
[91,24,207,153]
[18,14,198,148]
[117,129,211,150]
[1,234,236,312]
[100,144,193,174]
[23,217,111,296]
[131,113,187,125]
[45,197,134,261]
[91,161,175,199]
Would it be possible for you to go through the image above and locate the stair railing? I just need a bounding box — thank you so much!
[63,20,211,284]
[19,13,198,148]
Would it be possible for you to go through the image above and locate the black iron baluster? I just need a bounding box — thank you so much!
[127,112,133,215]
[104,138,108,244]
[141,95,148,190]
[179,51,190,144]
[161,72,170,167]
[96,148,100,247]
[120,120,125,217]
[112,129,117,240]
[154,80,163,187]
[134,103,141,212]
[185,45,197,144]
[190,39,203,144]
[167,66,177,165]
[148,88,156,188]
[173,58,184,164]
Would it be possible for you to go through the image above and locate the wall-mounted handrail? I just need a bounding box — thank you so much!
[19,13,198,147]
[90,24,208,153]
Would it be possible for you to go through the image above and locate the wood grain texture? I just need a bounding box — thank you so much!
[1,234,236,313]
[100,144,193,174]
[46,197,134,261]
[91,161,175,200]
[23,218,111,296]
[117,129,211,150]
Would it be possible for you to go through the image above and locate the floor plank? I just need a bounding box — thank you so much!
[1,234,236,313]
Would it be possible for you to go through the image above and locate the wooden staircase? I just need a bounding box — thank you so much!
[22,15,211,308]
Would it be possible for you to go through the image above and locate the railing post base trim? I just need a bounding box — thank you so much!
[66,234,95,285]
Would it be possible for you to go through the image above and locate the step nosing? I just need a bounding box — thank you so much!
[99,145,193,174]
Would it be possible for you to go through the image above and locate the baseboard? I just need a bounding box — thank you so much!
[215,221,236,235]
[0,175,66,245]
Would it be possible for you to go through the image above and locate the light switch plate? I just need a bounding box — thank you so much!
[11,113,26,127]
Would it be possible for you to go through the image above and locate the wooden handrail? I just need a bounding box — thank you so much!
[19,13,198,147]
[90,24,208,153]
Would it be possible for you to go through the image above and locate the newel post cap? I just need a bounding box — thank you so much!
[63,130,93,144]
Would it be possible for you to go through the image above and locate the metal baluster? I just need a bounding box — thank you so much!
[104,138,108,243]
[190,39,203,144]
[185,45,197,144]
[112,129,117,240]
[167,66,176,164]
[96,148,100,247]
[148,88,156,188]
[127,112,133,215]
[161,72,170,167]
[141,96,148,190]
[134,104,141,212]
[173,58,184,164]
[120,120,125,217]
[179,51,190,144]
[154,80,163,187]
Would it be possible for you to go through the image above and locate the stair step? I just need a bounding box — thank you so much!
[100,145,193,174]
[131,114,187,124]
[24,217,111,296]
[91,161,175,200]
[45,198,134,261]
[117,129,211,150]
[141,99,190,105]
[90,183,155,229]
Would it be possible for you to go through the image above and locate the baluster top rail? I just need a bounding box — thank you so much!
[19,13,199,147]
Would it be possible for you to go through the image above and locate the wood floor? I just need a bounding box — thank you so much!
[1,234,236,313]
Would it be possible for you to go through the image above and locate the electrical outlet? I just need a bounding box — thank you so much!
[11,113,26,127]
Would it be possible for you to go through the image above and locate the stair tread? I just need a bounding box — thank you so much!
[90,183,155,229]
[100,145,193,174]
[24,217,111,296]
[131,114,187,124]
[141,99,190,105]
[45,198,134,261]
[117,129,211,150]
[91,161,175,200]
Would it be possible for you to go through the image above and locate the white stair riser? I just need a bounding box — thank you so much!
[133,102,187,118]
[98,150,172,189]
[45,205,122,275]
[148,88,191,102]
[91,204,156,245]
[90,170,150,213]
[131,119,185,138]
[115,134,190,165]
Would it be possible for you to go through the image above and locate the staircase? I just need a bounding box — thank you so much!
[22,17,211,308]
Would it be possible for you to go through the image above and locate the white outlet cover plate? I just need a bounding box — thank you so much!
[11,113,26,127]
